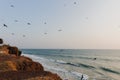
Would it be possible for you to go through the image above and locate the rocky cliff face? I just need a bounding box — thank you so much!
[0,39,62,80]
[0,44,21,56]
[0,54,62,80]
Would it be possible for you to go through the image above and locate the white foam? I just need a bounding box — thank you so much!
[23,53,89,80]
[56,60,67,64]
[23,53,67,72]
[71,71,89,80]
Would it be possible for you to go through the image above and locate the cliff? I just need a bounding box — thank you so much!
[0,38,62,80]
[0,54,62,80]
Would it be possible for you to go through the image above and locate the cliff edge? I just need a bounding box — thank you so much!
[0,38,62,80]
[0,54,62,80]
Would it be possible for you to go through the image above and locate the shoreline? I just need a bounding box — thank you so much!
[22,53,89,80]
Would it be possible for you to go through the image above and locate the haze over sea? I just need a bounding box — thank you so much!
[22,49,120,80]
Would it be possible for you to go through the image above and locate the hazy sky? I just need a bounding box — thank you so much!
[0,0,120,49]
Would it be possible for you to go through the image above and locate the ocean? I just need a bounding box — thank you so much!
[21,49,120,80]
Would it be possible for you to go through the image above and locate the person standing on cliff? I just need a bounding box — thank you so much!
[0,38,3,47]
[0,38,3,44]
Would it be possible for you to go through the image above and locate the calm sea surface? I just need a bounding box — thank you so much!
[21,49,120,80]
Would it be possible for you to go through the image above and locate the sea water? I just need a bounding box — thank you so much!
[21,49,120,80]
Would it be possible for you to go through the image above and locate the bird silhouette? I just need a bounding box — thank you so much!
[22,35,26,37]
[14,20,18,22]
[27,23,31,25]
[64,4,67,7]
[10,5,14,7]
[74,2,77,4]
[58,29,62,32]
[44,22,47,24]
[3,24,7,27]
[11,33,15,35]
[44,32,47,35]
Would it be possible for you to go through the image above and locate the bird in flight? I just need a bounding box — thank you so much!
[44,32,47,35]
[11,33,15,35]
[22,35,26,37]
[44,22,47,24]
[10,5,14,8]
[14,20,18,22]
[74,2,77,4]
[3,24,8,27]
[27,23,31,25]
[58,29,62,32]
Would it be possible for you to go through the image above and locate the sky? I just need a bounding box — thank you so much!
[0,0,120,49]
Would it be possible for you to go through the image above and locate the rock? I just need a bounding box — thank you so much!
[0,55,44,72]
[0,45,9,55]
[0,38,21,56]
[0,54,62,80]
[8,46,21,56]
[0,71,62,80]
[0,38,62,80]
[0,44,21,56]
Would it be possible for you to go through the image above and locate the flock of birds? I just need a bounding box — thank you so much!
[1,1,80,38]
[2,22,27,37]
[2,19,62,36]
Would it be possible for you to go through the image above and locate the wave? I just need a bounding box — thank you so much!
[77,63,95,69]
[100,67,120,74]
[23,53,95,72]
[58,55,93,60]
[22,53,89,80]
[58,61,95,69]
[56,60,67,64]
[57,54,120,63]
[58,55,113,62]
[22,53,68,72]
[71,71,89,80]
